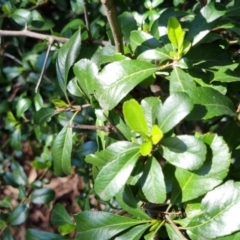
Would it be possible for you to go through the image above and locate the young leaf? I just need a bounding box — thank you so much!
[140,142,152,156]
[171,134,230,203]
[187,181,240,239]
[141,157,166,204]
[151,125,163,144]
[95,60,158,110]
[158,92,193,133]
[56,29,81,95]
[115,185,151,220]
[167,17,185,51]
[94,143,140,201]
[74,211,148,240]
[123,99,149,137]
[52,124,73,176]
[73,59,98,98]
[162,135,207,171]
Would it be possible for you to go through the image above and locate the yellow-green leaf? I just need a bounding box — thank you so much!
[140,142,152,156]
[151,125,163,144]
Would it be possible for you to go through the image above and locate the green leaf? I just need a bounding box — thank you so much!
[162,135,207,171]
[16,98,31,118]
[12,9,31,26]
[67,78,85,97]
[12,161,28,186]
[52,124,73,176]
[141,97,162,132]
[74,211,148,240]
[50,203,73,226]
[141,157,166,204]
[115,224,150,240]
[157,92,193,133]
[151,125,163,144]
[168,67,196,93]
[26,229,71,240]
[226,0,240,16]
[2,228,14,240]
[115,185,151,220]
[140,142,152,156]
[187,87,236,120]
[51,99,69,108]
[56,29,81,95]
[11,129,22,151]
[123,99,149,137]
[73,59,98,98]
[8,204,29,226]
[58,224,76,235]
[0,196,11,208]
[171,134,230,203]
[34,108,57,125]
[167,17,185,50]
[30,188,55,204]
[94,143,140,201]
[186,3,226,45]
[95,60,158,110]
[187,181,240,239]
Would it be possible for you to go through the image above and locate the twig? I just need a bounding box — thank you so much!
[83,0,92,39]
[68,123,114,132]
[2,52,23,65]
[0,29,68,43]
[165,214,188,240]
[101,0,123,53]
[35,37,54,92]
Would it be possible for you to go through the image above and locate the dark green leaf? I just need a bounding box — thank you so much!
[51,203,73,226]
[123,99,149,137]
[115,185,151,220]
[157,92,193,133]
[186,3,225,45]
[56,29,81,95]
[73,59,98,97]
[26,229,71,240]
[16,98,31,118]
[11,129,22,151]
[34,108,57,125]
[171,134,230,203]
[52,125,72,176]
[95,60,157,110]
[187,181,240,238]
[30,188,55,204]
[141,157,166,204]
[168,67,196,93]
[162,135,207,171]
[74,211,148,240]
[12,9,31,26]
[187,87,236,120]
[12,161,28,186]
[8,204,29,226]
[2,228,14,240]
[94,143,140,201]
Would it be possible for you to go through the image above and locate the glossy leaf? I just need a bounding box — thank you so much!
[115,185,151,220]
[26,229,71,240]
[171,134,230,203]
[73,59,98,97]
[168,67,196,93]
[187,181,240,238]
[12,9,31,26]
[187,87,236,120]
[186,3,226,45]
[157,92,193,133]
[52,124,72,176]
[123,99,149,137]
[167,17,185,50]
[56,29,81,95]
[8,204,29,226]
[141,157,166,204]
[74,211,148,240]
[162,135,207,171]
[16,98,31,118]
[34,108,57,125]
[94,143,140,201]
[30,188,55,204]
[51,203,73,226]
[95,60,158,110]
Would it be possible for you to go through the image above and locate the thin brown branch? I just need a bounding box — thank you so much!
[101,0,123,53]
[165,214,188,240]
[83,0,92,39]
[0,29,68,43]
[69,123,114,132]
